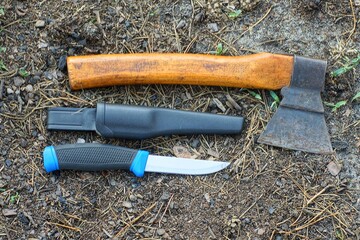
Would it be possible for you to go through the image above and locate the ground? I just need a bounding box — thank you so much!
[0,0,359,239]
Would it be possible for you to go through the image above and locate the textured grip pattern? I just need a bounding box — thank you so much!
[54,143,138,171]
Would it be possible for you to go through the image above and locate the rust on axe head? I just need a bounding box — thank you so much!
[258,55,333,154]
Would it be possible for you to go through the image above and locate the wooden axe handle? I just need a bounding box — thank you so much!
[67,52,294,90]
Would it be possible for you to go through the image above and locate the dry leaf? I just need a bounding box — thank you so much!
[173,146,192,158]
[327,161,342,176]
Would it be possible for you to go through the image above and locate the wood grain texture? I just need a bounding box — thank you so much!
[67,52,294,90]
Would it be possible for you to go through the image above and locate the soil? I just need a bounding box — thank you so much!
[0,0,359,239]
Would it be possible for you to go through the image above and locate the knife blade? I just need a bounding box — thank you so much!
[43,143,230,177]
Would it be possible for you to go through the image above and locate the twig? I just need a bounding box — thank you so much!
[159,194,174,227]
[46,222,81,232]
[114,202,157,238]
[306,185,333,206]
[347,0,357,41]
[238,194,263,219]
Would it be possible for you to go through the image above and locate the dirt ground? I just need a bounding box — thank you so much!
[0,0,359,239]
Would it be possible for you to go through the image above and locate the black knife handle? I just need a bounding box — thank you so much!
[43,143,150,177]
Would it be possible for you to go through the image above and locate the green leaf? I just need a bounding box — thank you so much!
[228,9,242,19]
[0,7,4,16]
[0,60,8,71]
[332,100,347,112]
[269,90,280,103]
[331,55,360,77]
[0,47,5,53]
[18,68,29,77]
[247,90,262,100]
[216,43,223,55]
[10,192,19,204]
[352,91,360,101]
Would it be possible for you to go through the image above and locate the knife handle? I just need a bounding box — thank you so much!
[43,143,149,177]
[67,52,294,90]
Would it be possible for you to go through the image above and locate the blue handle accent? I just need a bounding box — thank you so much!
[129,150,149,177]
[43,146,60,172]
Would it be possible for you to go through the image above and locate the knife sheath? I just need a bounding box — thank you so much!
[47,102,244,139]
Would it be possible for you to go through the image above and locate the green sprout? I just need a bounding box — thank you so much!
[209,43,224,55]
[352,91,360,101]
[0,60,8,71]
[269,90,280,109]
[246,90,262,100]
[228,9,242,19]
[324,100,347,112]
[0,7,4,16]
[9,192,19,204]
[0,47,5,53]
[331,55,360,77]
[18,68,30,77]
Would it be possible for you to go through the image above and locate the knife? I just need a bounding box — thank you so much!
[43,143,230,177]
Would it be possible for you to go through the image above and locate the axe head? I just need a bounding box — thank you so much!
[258,55,333,154]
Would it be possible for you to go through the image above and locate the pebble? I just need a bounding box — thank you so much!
[138,227,144,233]
[77,138,85,144]
[7,88,14,94]
[268,206,275,214]
[176,20,186,29]
[35,20,46,28]
[25,84,33,93]
[204,193,211,203]
[160,192,171,201]
[129,195,137,202]
[20,139,28,148]
[327,161,342,176]
[44,71,53,80]
[58,55,67,71]
[207,23,219,32]
[38,135,45,141]
[5,159,12,167]
[257,228,266,235]
[275,235,283,240]
[157,229,166,236]
[190,139,200,148]
[29,76,40,84]
[38,42,48,48]
[14,77,25,87]
[122,201,132,208]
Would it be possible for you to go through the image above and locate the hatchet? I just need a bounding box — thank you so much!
[66,52,333,154]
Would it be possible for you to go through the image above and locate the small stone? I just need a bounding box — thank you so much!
[222,174,230,180]
[207,23,219,32]
[157,229,166,236]
[109,179,116,186]
[275,235,283,240]
[176,20,186,29]
[38,135,45,141]
[2,209,17,217]
[7,88,14,94]
[20,139,28,148]
[29,76,40,84]
[35,20,46,28]
[138,227,144,233]
[257,228,266,235]
[5,159,12,167]
[122,201,132,208]
[268,206,275,214]
[44,71,53,80]
[76,138,86,144]
[38,42,48,48]
[190,139,200,148]
[58,55,67,71]
[204,193,211,203]
[25,85,33,93]
[160,192,171,201]
[14,77,25,87]
[129,195,137,202]
[327,161,342,176]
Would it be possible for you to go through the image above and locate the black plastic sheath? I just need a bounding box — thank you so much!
[47,102,244,139]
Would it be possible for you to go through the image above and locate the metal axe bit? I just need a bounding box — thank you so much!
[65,52,333,154]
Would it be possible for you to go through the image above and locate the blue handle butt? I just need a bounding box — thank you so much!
[43,146,60,172]
[130,150,149,177]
